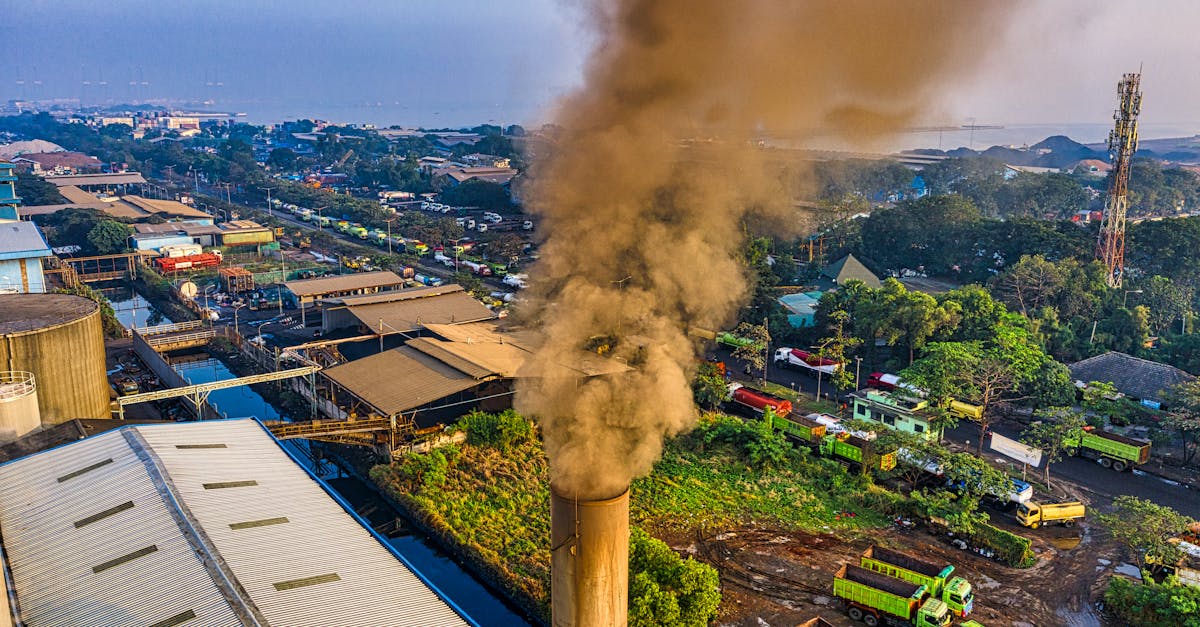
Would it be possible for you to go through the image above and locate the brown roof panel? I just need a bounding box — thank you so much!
[321,346,484,416]
[345,291,494,335]
[284,271,406,298]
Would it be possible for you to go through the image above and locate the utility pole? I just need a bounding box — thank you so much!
[385,216,397,255]
[262,186,275,217]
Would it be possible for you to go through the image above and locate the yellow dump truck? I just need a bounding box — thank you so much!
[1016,501,1085,529]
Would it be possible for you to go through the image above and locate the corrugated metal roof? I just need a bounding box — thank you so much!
[407,338,498,379]
[343,291,494,335]
[284,271,406,298]
[0,420,471,627]
[44,172,147,186]
[322,346,485,415]
[0,222,51,260]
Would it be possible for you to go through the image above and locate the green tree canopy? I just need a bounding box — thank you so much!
[86,220,132,255]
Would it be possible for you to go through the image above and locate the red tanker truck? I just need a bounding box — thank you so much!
[727,382,792,418]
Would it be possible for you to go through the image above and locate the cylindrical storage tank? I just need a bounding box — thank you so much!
[551,487,629,627]
[0,294,109,425]
[0,371,40,443]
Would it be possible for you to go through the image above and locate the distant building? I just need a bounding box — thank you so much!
[0,162,20,221]
[131,221,224,251]
[1068,351,1195,409]
[820,253,881,289]
[12,151,104,175]
[461,153,511,168]
[1073,159,1112,177]
[850,389,941,441]
[440,166,518,187]
[1004,164,1060,179]
[0,221,52,293]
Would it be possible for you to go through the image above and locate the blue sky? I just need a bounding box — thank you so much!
[3,1,1198,132]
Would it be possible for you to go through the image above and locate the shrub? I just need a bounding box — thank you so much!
[972,523,1035,568]
[455,410,534,452]
[628,528,721,627]
[1105,576,1200,627]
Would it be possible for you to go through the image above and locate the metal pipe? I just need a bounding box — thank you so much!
[550,487,629,627]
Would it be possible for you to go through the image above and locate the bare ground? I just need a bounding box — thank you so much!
[660,514,1124,627]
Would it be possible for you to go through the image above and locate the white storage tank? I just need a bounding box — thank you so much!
[0,372,40,443]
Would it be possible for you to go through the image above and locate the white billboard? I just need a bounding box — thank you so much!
[989,432,1043,466]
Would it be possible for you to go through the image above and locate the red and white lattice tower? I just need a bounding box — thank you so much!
[1096,72,1142,288]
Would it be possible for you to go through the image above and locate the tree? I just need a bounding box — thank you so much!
[628,528,721,627]
[1105,577,1200,627]
[1163,379,1200,465]
[86,220,131,254]
[1021,407,1086,488]
[730,321,770,384]
[909,449,1009,534]
[267,147,298,171]
[1097,495,1193,569]
[15,172,66,205]
[817,309,862,391]
[989,254,1066,317]
[691,363,729,411]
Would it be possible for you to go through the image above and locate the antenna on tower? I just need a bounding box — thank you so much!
[1096,71,1142,289]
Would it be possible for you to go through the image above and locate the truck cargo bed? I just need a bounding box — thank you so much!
[863,546,943,578]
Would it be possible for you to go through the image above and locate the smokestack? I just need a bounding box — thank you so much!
[551,487,630,627]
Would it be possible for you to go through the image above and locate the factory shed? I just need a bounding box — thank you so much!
[322,284,495,335]
[284,270,408,326]
[0,419,472,627]
[322,346,487,417]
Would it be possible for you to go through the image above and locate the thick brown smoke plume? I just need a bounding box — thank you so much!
[516,0,1014,500]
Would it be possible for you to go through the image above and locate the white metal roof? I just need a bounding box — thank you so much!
[0,420,471,627]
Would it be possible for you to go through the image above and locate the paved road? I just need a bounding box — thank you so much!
[719,346,1200,518]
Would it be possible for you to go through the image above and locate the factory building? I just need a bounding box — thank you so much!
[319,284,494,336]
[284,270,409,326]
[0,419,473,626]
[0,222,52,293]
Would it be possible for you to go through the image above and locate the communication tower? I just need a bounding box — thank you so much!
[1096,72,1142,288]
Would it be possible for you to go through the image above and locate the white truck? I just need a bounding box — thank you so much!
[773,347,842,375]
[503,273,528,289]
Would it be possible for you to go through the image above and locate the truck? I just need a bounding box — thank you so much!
[859,546,974,617]
[833,564,952,627]
[458,260,493,276]
[770,411,826,442]
[821,432,898,472]
[349,224,369,239]
[159,243,203,258]
[413,274,444,287]
[1015,501,1085,529]
[774,347,843,375]
[727,383,792,418]
[154,253,222,272]
[947,476,1032,507]
[370,230,388,245]
[298,208,313,221]
[315,215,332,228]
[1064,426,1150,472]
[503,273,528,289]
[717,332,762,351]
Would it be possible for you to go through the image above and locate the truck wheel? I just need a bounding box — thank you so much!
[1065,447,1078,457]
[1030,522,1039,529]
[848,607,864,621]
[863,614,880,627]
[1099,457,1112,469]
[1112,460,1127,472]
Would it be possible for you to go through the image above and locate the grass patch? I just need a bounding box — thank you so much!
[369,411,900,622]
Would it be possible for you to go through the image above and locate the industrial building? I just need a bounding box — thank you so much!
[0,294,109,425]
[131,221,225,250]
[19,188,212,224]
[284,270,409,326]
[10,151,104,175]
[0,221,52,293]
[321,321,626,426]
[320,284,494,336]
[218,219,275,247]
[0,419,473,626]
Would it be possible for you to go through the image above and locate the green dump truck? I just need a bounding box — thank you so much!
[821,432,898,473]
[772,412,827,443]
[860,546,974,617]
[1065,427,1150,472]
[834,564,951,627]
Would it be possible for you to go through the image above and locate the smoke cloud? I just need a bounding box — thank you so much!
[516,0,1015,500]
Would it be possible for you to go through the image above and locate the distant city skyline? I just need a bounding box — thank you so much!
[4,1,1199,140]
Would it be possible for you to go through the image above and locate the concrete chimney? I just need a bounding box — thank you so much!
[550,487,630,627]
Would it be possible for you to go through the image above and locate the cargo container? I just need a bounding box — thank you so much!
[771,411,826,442]
[833,564,951,627]
[1065,427,1150,472]
[860,546,974,617]
[822,433,898,472]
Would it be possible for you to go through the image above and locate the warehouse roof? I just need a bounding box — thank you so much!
[0,420,471,627]
[44,172,147,186]
[0,221,52,261]
[322,346,485,415]
[339,285,494,335]
[1068,351,1195,403]
[284,271,406,298]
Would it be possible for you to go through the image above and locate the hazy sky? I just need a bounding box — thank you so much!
[4,1,1198,135]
